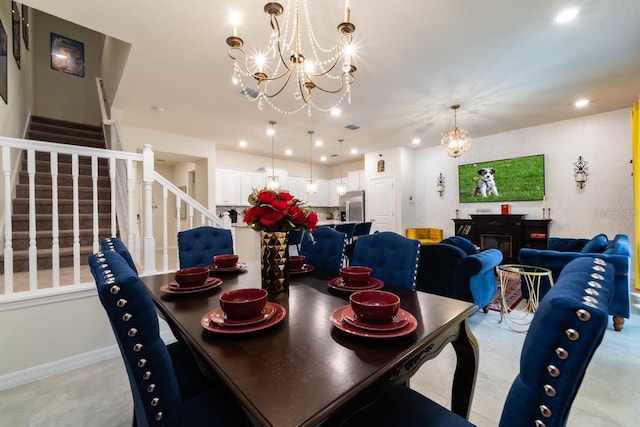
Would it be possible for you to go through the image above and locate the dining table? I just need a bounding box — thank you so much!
[142,262,479,427]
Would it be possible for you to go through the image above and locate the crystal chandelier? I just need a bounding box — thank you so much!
[306,131,317,193]
[267,121,280,190]
[441,104,472,158]
[226,0,357,116]
[336,139,347,195]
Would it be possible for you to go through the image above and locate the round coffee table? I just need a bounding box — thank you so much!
[496,264,554,332]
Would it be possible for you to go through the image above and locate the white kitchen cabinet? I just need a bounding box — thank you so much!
[347,170,365,191]
[287,176,308,201]
[215,169,241,206]
[315,179,329,207]
[328,177,347,207]
[240,171,266,205]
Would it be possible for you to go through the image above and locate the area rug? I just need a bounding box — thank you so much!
[487,271,523,312]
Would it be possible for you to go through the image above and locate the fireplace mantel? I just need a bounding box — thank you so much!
[453,214,551,263]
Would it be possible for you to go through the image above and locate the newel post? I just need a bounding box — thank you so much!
[142,144,156,273]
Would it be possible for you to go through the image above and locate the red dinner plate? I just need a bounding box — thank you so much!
[201,302,286,334]
[342,307,410,332]
[290,264,315,275]
[209,304,277,327]
[330,305,417,338]
[160,277,222,295]
[207,262,248,274]
[327,277,384,292]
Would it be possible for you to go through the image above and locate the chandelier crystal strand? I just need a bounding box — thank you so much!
[226,0,356,115]
[441,104,472,158]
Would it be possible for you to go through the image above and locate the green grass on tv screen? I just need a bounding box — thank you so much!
[458,154,545,203]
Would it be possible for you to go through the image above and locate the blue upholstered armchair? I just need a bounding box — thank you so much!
[415,236,503,311]
[519,233,630,331]
[345,256,613,427]
[300,227,346,277]
[177,226,234,268]
[351,231,420,290]
[89,250,246,426]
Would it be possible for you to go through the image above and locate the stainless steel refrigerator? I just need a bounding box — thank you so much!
[339,190,365,222]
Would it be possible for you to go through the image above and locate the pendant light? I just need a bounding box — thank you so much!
[441,104,472,158]
[306,131,318,193]
[266,121,280,190]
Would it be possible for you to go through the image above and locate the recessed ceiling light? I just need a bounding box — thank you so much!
[320,156,327,162]
[153,106,165,113]
[239,140,248,148]
[412,138,421,145]
[285,149,293,156]
[555,7,580,24]
[350,148,358,155]
[574,98,590,108]
[315,139,323,147]
[331,108,342,116]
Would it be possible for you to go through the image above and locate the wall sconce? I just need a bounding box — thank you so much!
[573,155,589,189]
[436,173,445,196]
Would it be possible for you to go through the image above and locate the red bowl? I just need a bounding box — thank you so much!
[214,254,239,268]
[289,255,306,270]
[219,288,268,320]
[174,267,209,288]
[350,290,400,324]
[340,266,372,285]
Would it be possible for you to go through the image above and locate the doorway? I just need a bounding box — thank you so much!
[368,176,396,232]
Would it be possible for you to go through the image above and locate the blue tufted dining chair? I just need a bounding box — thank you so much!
[89,250,246,427]
[287,228,304,254]
[177,226,234,268]
[299,227,346,276]
[334,222,357,244]
[350,231,420,290]
[344,256,613,427]
[101,236,138,274]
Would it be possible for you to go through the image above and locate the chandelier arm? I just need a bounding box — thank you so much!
[308,72,355,95]
[270,10,296,75]
[260,70,296,98]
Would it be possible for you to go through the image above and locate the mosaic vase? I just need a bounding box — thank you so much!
[260,231,290,295]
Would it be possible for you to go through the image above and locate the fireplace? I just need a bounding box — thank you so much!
[480,233,513,258]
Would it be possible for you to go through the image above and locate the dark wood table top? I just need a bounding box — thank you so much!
[143,264,478,427]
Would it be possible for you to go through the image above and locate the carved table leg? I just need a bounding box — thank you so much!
[613,316,624,331]
[450,319,480,419]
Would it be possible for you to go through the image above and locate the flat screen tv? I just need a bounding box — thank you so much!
[458,154,545,203]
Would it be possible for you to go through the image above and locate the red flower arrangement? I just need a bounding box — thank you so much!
[244,189,318,233]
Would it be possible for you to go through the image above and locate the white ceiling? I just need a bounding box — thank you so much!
[26,0,640,165]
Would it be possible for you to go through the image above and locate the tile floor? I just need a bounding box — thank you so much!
[1,298,638,426]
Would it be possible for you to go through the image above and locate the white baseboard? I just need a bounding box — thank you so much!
[0,326,177,391]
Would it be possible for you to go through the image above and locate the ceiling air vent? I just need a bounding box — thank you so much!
[345,124,361,131]
[330,154,339,157]
[240,87,259,99]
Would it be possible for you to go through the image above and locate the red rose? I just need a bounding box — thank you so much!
[256,190,277,205]
[305,211,318,230]
[258,208,285,227]
[278,192,294,202]
[271,199,289,212]
[288,206,306,225]
[243,206,258,224]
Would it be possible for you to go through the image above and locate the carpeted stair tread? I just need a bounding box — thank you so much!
[30,115,103,133]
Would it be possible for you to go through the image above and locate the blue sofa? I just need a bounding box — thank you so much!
[519,233,630,331]
[415,236,503,311]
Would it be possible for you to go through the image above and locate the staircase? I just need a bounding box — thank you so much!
[0,116,113,274]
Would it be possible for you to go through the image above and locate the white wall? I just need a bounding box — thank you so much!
[413,109,634,248]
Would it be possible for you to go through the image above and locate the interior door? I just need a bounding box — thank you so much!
[368,176,395,232]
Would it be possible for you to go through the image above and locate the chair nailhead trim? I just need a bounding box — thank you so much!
[133,343,143,352]
[555,347,568,359]
[565,329,579,341]
[116,299,127,308]
[105,278,116,285]
[583,301,598,309]
[592,265,605,272]
[99,264,109,270]
[547,365,560,377]
[593,258,606,265]
[543,384,556,397]
[582,295,597,304]
[590,273,604,280]
[138,359,147,368]
[128,328,138,337]
[587,280,602,288]
[576,309,591,321]
[147,384,156,392]
[151,397,159,407]
[539,405,552,418]
[585,288,599,296]
[109,285,120,294]
[155,412,163,421]
[122,313,132,321]
[534,420,546,427]
[102,269,112,275]
[97,257,106,263]
[143,371,152,380]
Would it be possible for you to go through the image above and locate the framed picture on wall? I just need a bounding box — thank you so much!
[11,1,20,69]
[21,4,28,51]
[0,18,7,104]
[50,32,85,77]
